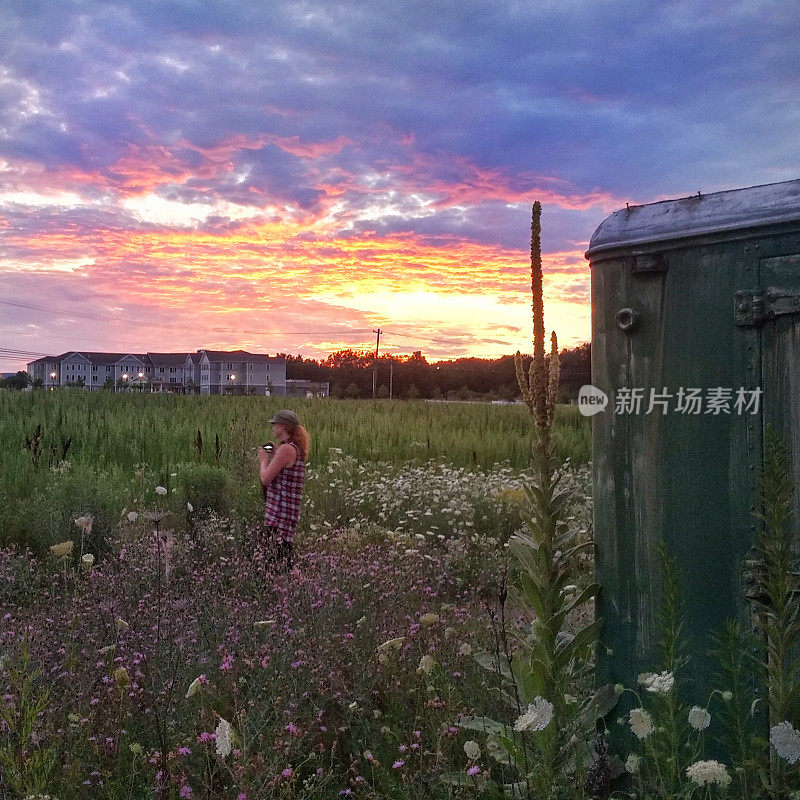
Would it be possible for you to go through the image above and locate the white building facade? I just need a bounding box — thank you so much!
[28,350,287,395]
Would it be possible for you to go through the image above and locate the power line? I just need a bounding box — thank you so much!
[0,347,49,357]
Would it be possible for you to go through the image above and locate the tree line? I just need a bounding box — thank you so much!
[283,342,590,401]
[2,342,591,400]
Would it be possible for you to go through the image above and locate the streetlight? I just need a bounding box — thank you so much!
[50,371,57,391]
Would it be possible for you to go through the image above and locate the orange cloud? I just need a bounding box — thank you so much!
[2,212,591,358]
[266,135,354,158]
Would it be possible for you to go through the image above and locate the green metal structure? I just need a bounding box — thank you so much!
[586,179,800,726]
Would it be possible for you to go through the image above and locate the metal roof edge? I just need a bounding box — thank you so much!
[586,179,800,260]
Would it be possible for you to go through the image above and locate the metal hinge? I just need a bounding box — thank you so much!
[735,287,800,327]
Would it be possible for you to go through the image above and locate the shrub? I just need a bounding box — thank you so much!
[177,462,232,515]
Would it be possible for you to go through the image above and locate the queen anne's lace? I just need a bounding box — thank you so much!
[638,670,675,694]
[215,718,232,759]
[513,697,554,732]
[771,721,800,764]
[628,708,654,739]
[688,705,711,731]
[685,760,731,787]
[463,740,481,760]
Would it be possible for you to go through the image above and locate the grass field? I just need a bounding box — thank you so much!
[0,390,591,551]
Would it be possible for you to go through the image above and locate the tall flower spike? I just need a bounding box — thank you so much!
[515,201,558,438]
[546,330,560,428]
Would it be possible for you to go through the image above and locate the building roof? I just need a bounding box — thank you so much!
[147,352,193,366]
[197,349,276,363]
[28,349,280,368]
[586,178,800,258]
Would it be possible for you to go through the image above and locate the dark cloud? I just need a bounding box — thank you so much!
[5,0,797,204]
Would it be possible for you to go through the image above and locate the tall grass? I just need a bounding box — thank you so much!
[1,390,590,469]
[0,390,590,550]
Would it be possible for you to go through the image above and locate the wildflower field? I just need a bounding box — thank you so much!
[0,391,598,799]
[4,389,800,799]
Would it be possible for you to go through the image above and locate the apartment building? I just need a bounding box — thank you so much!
[28,349,287,395]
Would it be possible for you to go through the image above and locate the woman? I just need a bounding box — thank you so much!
[257,409,310,572]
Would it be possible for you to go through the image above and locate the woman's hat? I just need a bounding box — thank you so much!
[269,409,300,427]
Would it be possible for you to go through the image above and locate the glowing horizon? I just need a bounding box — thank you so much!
[1,2,796,372]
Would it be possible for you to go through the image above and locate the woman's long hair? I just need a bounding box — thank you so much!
[289,424,310,461]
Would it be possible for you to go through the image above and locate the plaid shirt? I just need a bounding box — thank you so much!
[263,441,306,542]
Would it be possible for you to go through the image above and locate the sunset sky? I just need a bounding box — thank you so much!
[1,1,798,371]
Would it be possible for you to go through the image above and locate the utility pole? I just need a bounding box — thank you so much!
[389,359,393,400]
[372,328,382,399]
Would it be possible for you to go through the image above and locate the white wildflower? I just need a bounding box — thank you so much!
[81,553,95,568]
[624,754,641,774]
[458,643,472,657]
[628,708,654,739]
[639,670,675,694]
[215,717,232,758]
[127,511,139,522]
[377,637,404,653]
[187,502,194,512]
[513,697,554,733]
[50,540,74,558]
[688,705,711,731]
[417,655,436,675]
[186,677,204,699]
[771,721,800,764]
[685,759,731,788]
[721,690,733,701]
[155,486,167,496]
[74,514,93,533]
[464,740,481,760]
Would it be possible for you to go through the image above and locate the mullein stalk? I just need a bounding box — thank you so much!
[511,202,604,797]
